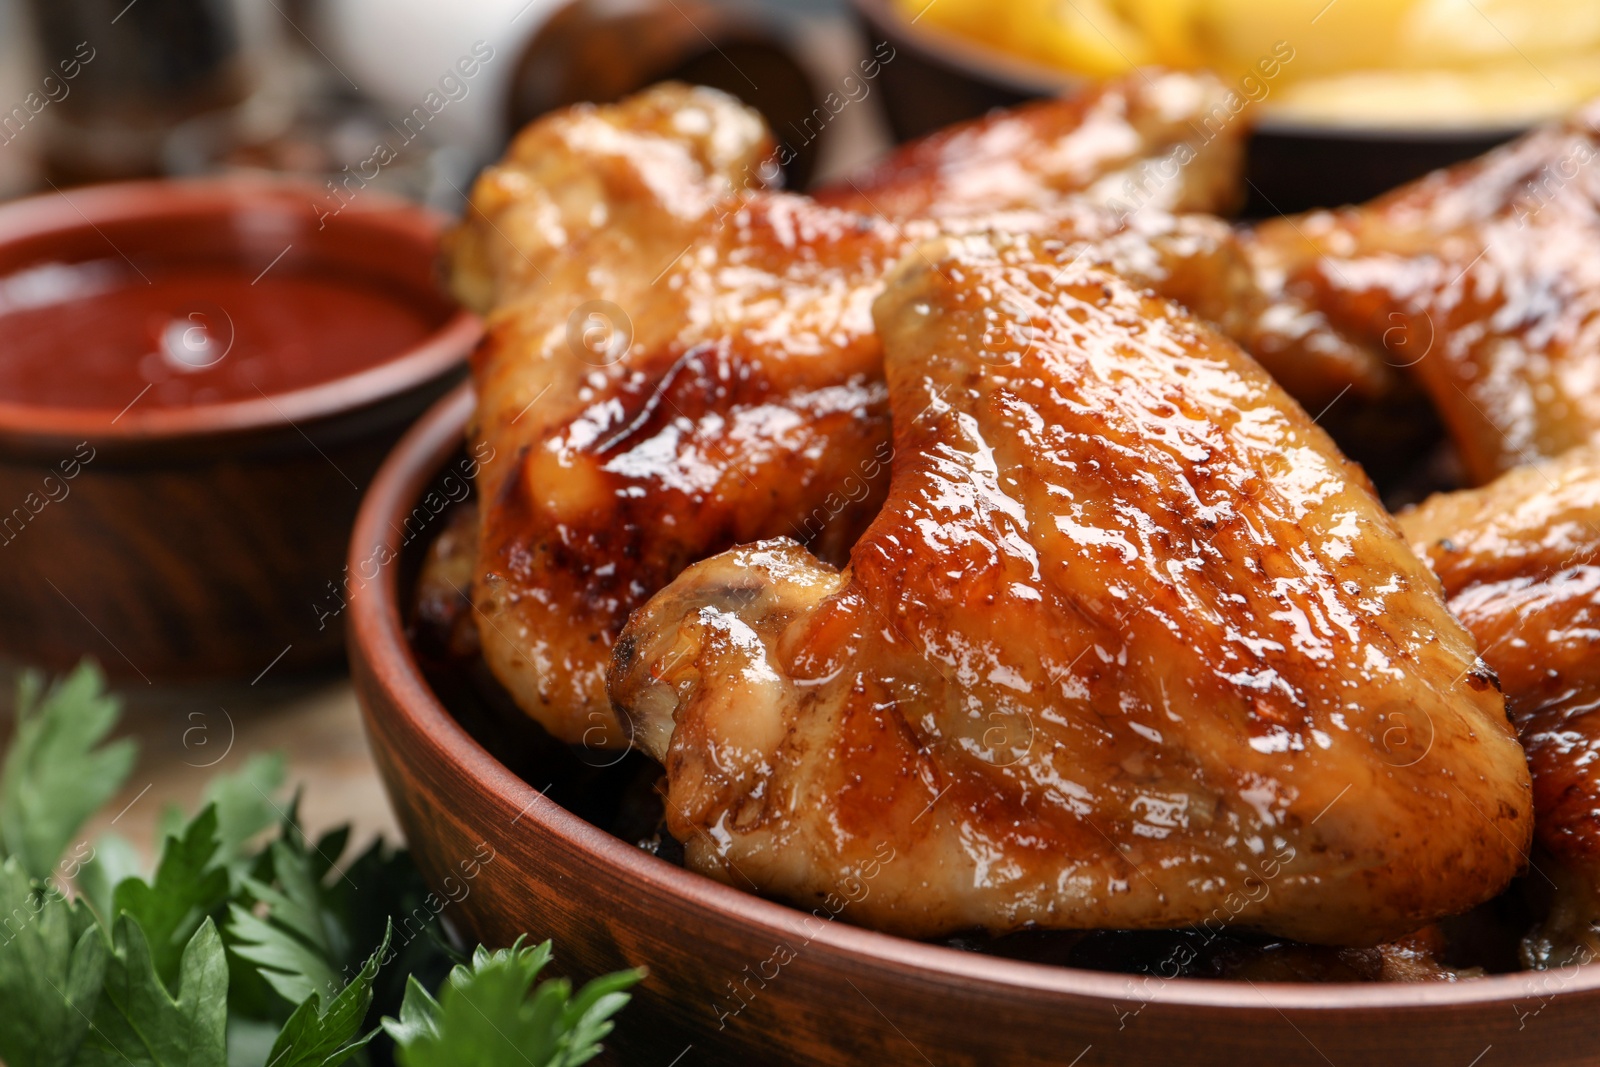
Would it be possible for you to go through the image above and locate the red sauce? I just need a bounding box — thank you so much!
[0,260,440,410]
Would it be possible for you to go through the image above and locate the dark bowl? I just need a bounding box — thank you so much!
[349,381,1600,1067]
[0,177,479,681]
[850,0,1527,215]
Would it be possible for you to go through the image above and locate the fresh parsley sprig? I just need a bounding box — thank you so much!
[383,940,641,1067]
[0,661,641,1067]
[0,662,135,881]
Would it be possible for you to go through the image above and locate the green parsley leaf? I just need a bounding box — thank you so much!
[75,832,144,929]
[377,976,440,1048]
[0,662,637,1067]
[202,751,290,876]
[249,838,352,967]
[227,902,339,1012]
[0,661,136,880]
[263,922,392,1067]
[557,967,645,1066]
[383,937,643,1067]
[113,806,231,991]
[228,834,352,1008]
[74,916,229,1067]
[323,837,453,1020]
[155,752,289,879]
[0,856,108,1067]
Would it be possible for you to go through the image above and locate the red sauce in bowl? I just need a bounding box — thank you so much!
[0,259,440,411]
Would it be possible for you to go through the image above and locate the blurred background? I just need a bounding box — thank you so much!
[1,0,1597,217]
[0,0,898,207]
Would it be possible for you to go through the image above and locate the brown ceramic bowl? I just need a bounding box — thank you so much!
[850,0,1525,216]
[350,382,1600,1067]
[0,177,478,681]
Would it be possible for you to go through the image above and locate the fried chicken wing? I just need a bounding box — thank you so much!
[1248,101,1600,483]
[813,69,1244,220]
[446,82,773,319]
[469,193,896,747]
[813,68,1405,416]
[1399,445,1600,963]
[609,233,1531,944]
[812,65,1414,422]
[454,84,1384,748]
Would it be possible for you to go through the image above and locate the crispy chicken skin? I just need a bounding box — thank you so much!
[609,234,1531,944]
[471,192,897,748]
[813,69,1245,220]
[445,83,773,319]
[1399,446,1600,964]
[1247,101,1600,484]
[814,67,1402,414]
[451,85,788,746]
[453,84,1379,747]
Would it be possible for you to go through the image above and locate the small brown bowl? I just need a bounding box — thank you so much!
[350,382,1600,1066]
[0,177,479,681]
[850,0,1525,215]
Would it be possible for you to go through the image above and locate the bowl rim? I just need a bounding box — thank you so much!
[848,0,1538,140]
[349,378,1600,1015]
[0,176,480,444]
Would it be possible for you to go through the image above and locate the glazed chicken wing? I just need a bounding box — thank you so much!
[812,69,1244,220]
[446,83,773,320]
[453,84,1379,747]
[816,69,1398,414]
[1248,101,1600,484]
[609,233,1531,944]
[1399,446,1600,963]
